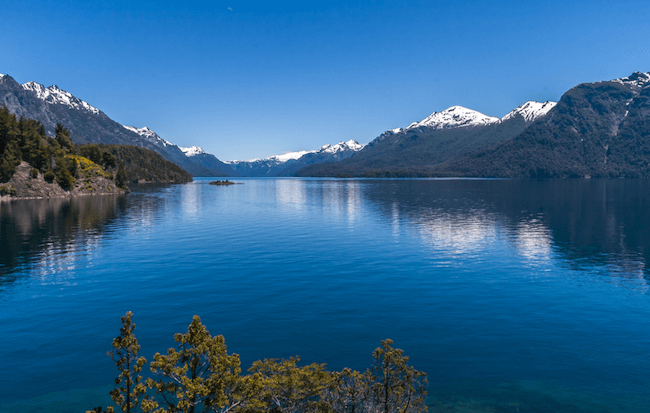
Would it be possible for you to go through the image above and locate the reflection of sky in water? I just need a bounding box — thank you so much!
[415,211,498,257]
[3,179,650,413]
[515,219,552,263]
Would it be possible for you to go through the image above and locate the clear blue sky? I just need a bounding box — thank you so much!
[2,0,649,160]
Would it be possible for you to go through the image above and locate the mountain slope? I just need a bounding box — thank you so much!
[447,72,650,177]
[0,74,226,177]
[296,102,555,177]
[180,146,236,176]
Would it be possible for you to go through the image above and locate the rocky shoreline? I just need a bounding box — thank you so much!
[0,161,125,201]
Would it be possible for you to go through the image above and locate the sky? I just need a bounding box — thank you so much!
[2,0,650,161]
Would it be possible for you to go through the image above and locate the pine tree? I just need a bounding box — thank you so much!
[249,357,332,413]
[55,123,74,153]
[145,316,249,413]
[108,312,148,413]
[116,161,127,189]
[370,340,427,413]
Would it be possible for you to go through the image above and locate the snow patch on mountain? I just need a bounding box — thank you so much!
[272,150,315,163]
[225,140,364,166]
[21,81,100,115]
[501,101,557,123]
[180,146,209,157]
[123,125,173,148]
[407,106,500,130]
[319,140,365,154]
[227,150,314,164]
[612,71,650,88]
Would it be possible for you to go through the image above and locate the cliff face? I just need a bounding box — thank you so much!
[1,161,123,200]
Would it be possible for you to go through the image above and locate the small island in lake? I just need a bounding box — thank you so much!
[209,180,242,185]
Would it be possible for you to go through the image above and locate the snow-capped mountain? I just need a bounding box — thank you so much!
[123,126,173,148]
[320,140,365,154]
[245,149,316,164]
[611,71,650,90]
[501,101,557,123]
[0,73,233,177]
[21,81,101,114]
[179,145,236,176]
[180,146,209,157]
[373,101,556,145]
[296,100,558,177]
[407,106,501,131]
[225,140,366,177]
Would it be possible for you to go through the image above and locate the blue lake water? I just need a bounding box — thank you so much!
[1,178,650,413]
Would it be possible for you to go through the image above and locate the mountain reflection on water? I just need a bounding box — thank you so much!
[0,195,126,283]
[2,178,650,413]
[356,179,650,284]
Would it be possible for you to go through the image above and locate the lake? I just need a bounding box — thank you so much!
[1,178,650,413]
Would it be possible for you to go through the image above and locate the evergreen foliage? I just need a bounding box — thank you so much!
[108,312,148,413]
[370,340,427,413]
[92,315,428,413]
[144,316,254,413]
[250,357,332,413]
[92,144,193,184]
[0,107,191,194]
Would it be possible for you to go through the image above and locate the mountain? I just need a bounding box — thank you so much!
[447,71,650,177]
[179,146,237,176]
[0,74,229,177]
[296,102,555,177]
[226,140,365,176]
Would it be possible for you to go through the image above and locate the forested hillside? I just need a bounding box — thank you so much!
[297,72,650,178]
[295,106,541,178]
[0,107,191,198]
[448,73,650,177]
[78,144,193,184]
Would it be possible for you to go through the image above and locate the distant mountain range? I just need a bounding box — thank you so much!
[298,72,650,178]
[296,101,556,177]
[4,71,650,179]
[225,140,365,176]
[0,73,367,178]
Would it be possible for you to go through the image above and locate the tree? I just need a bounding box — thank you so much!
[369,340,427,413]
[55,123,74,154]
[144,316,250,413]
[249,357,332,413]
[107,311,148,413]
[80,144,103,164]
[103,151,117,168]
[116,161,127,189]
[323,368,373,413]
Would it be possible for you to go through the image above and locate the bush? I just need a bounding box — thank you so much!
[44,170,56,183]
[0,185,17,196]
[56,168,76,190]
[30,168,38,179]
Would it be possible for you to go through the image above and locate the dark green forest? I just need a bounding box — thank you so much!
[0,106,84,189]
[78,143,193,184]
[0,107,192,194]
[89,313,428,413]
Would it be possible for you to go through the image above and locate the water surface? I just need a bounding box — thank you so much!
[1,178,649,413]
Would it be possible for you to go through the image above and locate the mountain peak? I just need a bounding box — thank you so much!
[501,101,557,123]
[612,72,650,88]
[408,105,500,130]
[123,125,173,147]
[180,146,208,157]
[21,81,100,115]
[319,140,365,154]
